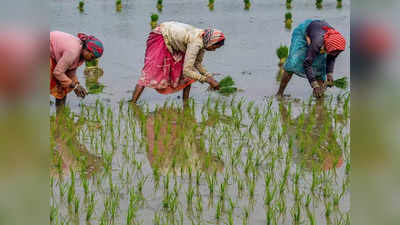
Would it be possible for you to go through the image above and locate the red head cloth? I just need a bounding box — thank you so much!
[77,33,104,58]
[323,27,346,54]
[203,29,225,48]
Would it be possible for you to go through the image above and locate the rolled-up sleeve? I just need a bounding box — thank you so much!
[53,52,75,87]
[183,42,208,82]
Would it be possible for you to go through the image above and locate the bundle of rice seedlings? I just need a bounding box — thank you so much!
[333,77,348,89]
[218,76,238,95]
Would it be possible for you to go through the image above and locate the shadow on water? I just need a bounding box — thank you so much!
[278,98,344,171]
[131,104,225,176]
[50,107,103,178]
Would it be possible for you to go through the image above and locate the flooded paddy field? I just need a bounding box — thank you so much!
[51,0,349,108]
[50,95,350,225]
[50,0,350,224]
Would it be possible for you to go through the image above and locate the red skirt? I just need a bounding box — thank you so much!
[49,57,74,99]
[138,28,195,94]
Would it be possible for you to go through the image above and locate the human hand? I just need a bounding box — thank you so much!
[326,73,334,88]
[74,84,88,98]
[311,81,324,98]
[206,77,220,90]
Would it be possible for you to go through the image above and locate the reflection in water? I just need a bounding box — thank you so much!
[84,66,105,95]
[278,99,344,171]
[50,108,102,178]
[133,105,224,176]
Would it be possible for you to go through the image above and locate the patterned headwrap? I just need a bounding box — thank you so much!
[202,29,225,48]
[322,26,346,53]
[77,33,104,58]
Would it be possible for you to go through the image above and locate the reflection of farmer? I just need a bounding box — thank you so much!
[50,110,102,178]
[277,20,346,98]
[278,99,344,171]
[131,22,225,106]
[50,31,104,107]
[132,106,224,175]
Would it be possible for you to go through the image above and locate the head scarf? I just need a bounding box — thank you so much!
[202,29,225,48]
[77,33,104,58]
[322,26,346,53]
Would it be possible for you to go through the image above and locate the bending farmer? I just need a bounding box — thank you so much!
[50,31,104,106]
[131,21,225,106]
[277,20,346,98]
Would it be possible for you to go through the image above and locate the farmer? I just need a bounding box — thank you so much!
[130,21,225,106]
[50,31,104,107]
[276,20,346,98]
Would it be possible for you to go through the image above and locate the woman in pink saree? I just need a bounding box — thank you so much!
[130,21,225,106]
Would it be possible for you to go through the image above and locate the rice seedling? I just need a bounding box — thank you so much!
[50,204,57,223]
[284,12,293,29]
[316,0,323,9]
[243,0,251,10]
[162,190,179,212]
[116,0,122,12]
[67,169,76,205]
[196,193,203,214]
[217,76,238,95]
[73,197,80,215]
[227,205,234,225]
[157,0,163,12]
[285,0,292,9]
[215,199,223,221]
[276,45,289,66]
[186,184,195,206]
[242,207,250,225]
[208,0,215,11]
[78,0,84,12]
[150,13,159,29]
[86,192,95,221]
[127,188,140,225]
[337,0,343,8]
[333,77,348,89]
[50,94,349,225]
[206,173,216,195]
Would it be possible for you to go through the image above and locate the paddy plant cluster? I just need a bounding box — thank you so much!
[78,0,84,12]
[150,13,159,29]
[157,0,163,12]
[286,0,292,9]
[285,12,293,30]
[218,76,238,95]
[75,0,347,14]
[316,0,323,9]
[208,0,215,11]
[116,0,122,12]
[243,0,251,10]
[276,45,289,81]
[50,94,350,225]
[337,0,343,8]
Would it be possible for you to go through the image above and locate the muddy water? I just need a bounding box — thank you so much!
[50,1,350,224]
[51,0,349,109]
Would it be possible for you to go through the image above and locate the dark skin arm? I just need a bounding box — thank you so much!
[183,84,191,108]
[276,71,293,97]
[130,84,145,104]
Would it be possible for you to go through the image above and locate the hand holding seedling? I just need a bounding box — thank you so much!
[326,73,334,87]
[206,76,220,90]
[311,81,324,98]
[74,84,88,98]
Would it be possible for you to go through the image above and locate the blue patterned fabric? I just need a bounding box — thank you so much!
[284,20,327,81]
